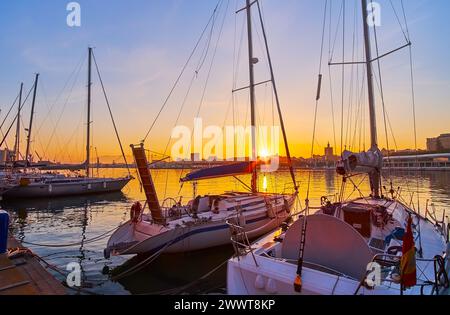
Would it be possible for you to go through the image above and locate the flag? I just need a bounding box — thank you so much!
[400,215,417,288]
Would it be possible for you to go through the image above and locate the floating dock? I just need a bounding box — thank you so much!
[0,235,66,295]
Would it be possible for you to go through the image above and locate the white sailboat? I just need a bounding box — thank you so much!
[1,48,132,199]
[227,0,450,295]
[104,0,299,257]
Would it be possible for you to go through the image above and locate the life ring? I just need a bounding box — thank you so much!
[19,178,31,187]
[130,202,143,223]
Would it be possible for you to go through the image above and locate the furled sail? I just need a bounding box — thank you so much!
[336,148,383,175]
[180,161,256,182]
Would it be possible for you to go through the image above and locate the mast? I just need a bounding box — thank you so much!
[256,1,298,192]
[14,83,23,162]
[25,74,39,171]
[246,0,258,193]
[361,0,381,197]
[86,47,92,177]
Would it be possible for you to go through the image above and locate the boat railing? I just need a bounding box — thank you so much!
[226,219,258,267]
[355,253,449,295]
[424,202,449,242]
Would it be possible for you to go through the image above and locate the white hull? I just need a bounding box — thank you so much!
[106,193,295,256]
[227,198,449,295]
[2,177,131,199]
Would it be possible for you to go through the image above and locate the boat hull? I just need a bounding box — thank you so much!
[227,198,449,295]
[106,193,295,256]
[1,177,131,199]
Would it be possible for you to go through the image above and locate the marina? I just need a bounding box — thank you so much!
[0,234,65,295]
[0,0,449,301]
[2,168,449,295]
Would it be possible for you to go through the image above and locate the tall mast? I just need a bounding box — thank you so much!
[14,83,23,162]
[25,74,39,172]
[86,47,92,177]
[361,0,380,197]
[246,0,258,193]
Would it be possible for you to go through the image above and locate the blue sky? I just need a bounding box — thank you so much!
[0,0,449,161]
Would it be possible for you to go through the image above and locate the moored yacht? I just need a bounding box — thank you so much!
[227,0,450,295]
[0,48,132,199]
[105,0,299,257]
[227,196,449,295]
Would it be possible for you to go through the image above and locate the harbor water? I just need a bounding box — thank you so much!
[4,168,450,295]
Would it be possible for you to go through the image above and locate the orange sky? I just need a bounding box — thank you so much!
[1,1,449,164]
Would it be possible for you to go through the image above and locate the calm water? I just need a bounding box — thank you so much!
[4,168,450,295]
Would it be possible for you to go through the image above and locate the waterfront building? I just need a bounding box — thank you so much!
[427,133,450,152]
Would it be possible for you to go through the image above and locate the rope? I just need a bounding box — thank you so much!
[7,247,68,277]
[111,227,184,281]
[169,259,228,295]
[21,225,120,248]
[91,51,131,176]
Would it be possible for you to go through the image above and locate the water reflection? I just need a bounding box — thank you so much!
[2,192,128,213]
[3,168,449,295]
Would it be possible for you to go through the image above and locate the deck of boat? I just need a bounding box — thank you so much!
[0,235,66,295]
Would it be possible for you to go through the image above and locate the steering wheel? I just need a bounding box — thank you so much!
[162,197,178,209]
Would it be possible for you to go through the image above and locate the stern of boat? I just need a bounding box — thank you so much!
[104,221,138,258]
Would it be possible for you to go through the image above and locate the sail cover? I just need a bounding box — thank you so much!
[180,161,256,182]
[336,148,383,175]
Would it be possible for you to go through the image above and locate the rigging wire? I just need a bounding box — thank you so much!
[306,0,328,202]
[344,2,358,151]
[0,91,20,140]
[329,1,344,63]
[175,0,228,187]
[401,0,421,212]
[35,80,67,161]
[41,55,86,161]
[195,0,230,118]
[92,50,131,175]
[370,0,392,182]
[142,0,223,143]
[327,0,338,153]
[0,84,35,148]
[340,0,346,156]
[54,109,84,162]
[389,0,409,43]
[0,92,20,149]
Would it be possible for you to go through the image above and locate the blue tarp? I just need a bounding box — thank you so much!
[180,161,256,182]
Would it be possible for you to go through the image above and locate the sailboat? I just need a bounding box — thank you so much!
[1,48,132,199]
[104,0,298,257]
[227,0,450,295]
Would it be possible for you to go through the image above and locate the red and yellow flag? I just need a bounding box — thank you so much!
[400,215,417,288]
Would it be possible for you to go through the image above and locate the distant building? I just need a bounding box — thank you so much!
[324,142,334,161]
[427,133,450,152]
[0,149,14,163]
